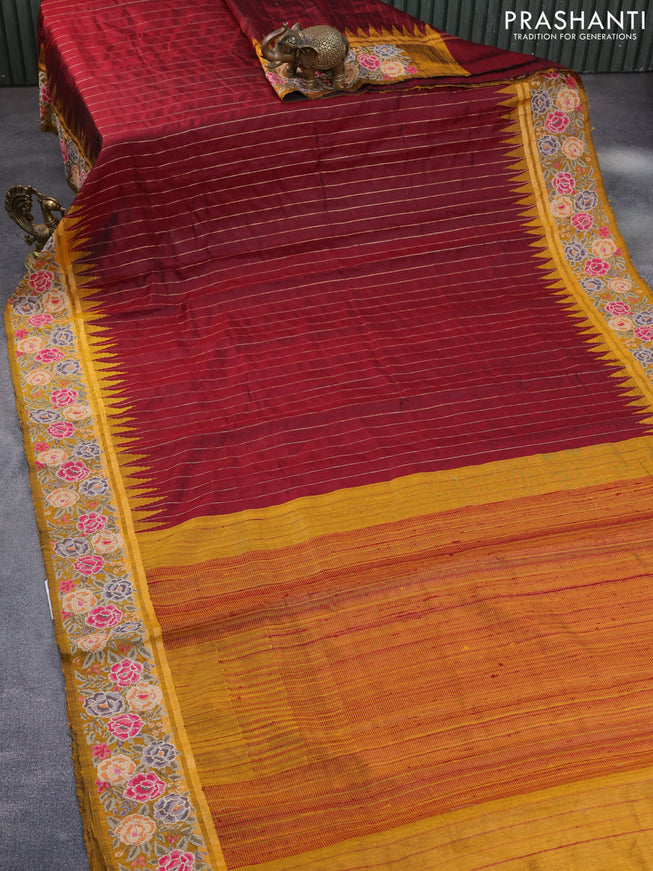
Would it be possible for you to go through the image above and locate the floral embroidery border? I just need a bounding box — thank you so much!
[7,246,215,871]
[529,71,653,379]
[39,71,92,193]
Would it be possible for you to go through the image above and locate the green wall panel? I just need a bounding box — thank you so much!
[1,0,651,86]
[0,0,40,85]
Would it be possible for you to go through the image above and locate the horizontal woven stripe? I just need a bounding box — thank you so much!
[61,85,649,528]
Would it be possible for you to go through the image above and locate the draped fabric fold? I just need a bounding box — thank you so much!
[7,0,653,869]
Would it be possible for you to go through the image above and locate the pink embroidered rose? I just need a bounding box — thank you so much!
[92,743,112,760]
[61,588,98,614]
[48,420,75,439]
[126,682,163,712]
[358,53,381,70]
[25,368,53,387]
[584,257,610,277]
[109,658,144,687]
[75,553,105,576]
[17,336,45,355]
[552,172,575,195]
[571,212,593,232]
[50,387,78,407]
[35,347,64,363]
[159,851,195,871]
[76,632,110,652]
[46,487,79,508]
[549,196,574,220]
[634,326,653,341]
[39,82,52,105]
[556,87,581,112]
[28,270,54,293]
[107,713,145,742]
[57,460,90,482]
[77,512,108,534]
[124,772,166,803]
[545,110,570,135]
[608,316,634,332]
[114,813,156,845]
[85,601,120,628]
[605,300,631,316]
[28,313,53,327]
[562,136,584,160]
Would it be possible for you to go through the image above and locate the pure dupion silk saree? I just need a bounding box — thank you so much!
[6,0,653,869]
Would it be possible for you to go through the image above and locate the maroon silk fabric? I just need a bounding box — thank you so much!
[38,0,647,531]
[38,0,553,162]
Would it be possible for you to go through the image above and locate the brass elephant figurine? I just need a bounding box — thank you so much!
[261,22,349,89]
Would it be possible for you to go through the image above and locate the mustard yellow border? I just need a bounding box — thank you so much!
[232,764,653,871]
[56,229,228,870]
[138,434,653,569]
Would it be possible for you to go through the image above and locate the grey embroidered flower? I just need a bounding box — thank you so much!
[51,327,75,346]
[53,536,90,559]
[573,190,598,211]
[142,741,178,769]
[537,135,559,156]
[153,794,191,824]
[531,90,552,113]
[79,477,109,498]
[54,360,81,377]
[634,311,653,327]
[111,620,144,638]
[103,577,134,601]
[564,242,586,264]
[28,408,61,425]
[11,295,41,316]
[83,691,125,718]
[581,277,605,293]
[74,442,101,460]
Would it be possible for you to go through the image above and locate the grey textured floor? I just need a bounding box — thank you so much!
[0,75,651,871]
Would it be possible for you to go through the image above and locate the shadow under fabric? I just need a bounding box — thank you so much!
[7,0,653,868]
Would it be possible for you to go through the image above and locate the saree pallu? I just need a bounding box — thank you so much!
[7,0,653,869]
